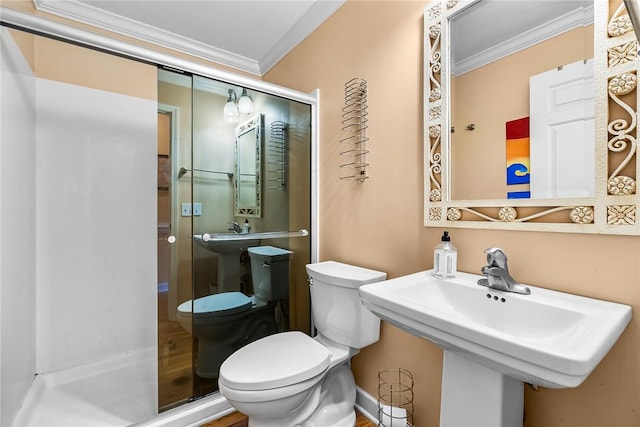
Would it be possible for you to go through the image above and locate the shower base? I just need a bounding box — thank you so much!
[13,348,233,427]
[13,349,157,426]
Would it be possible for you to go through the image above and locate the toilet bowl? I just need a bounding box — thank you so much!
[177,246,294,379]
[218,261,387,426]
[176,292,278,379]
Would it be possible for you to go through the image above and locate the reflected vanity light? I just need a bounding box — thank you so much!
[238,88,254,114]
[224,89,239,123]
[223,88,254,124]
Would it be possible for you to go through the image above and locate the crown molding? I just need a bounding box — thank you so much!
[259,0,345,74]
[33,0,262,76]
[453,5,594,76]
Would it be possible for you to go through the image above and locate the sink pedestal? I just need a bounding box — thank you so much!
[216,251,244,293]
[441,351,523,427]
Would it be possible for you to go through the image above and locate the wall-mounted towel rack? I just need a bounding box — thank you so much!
[267,120,287,190]
[201,229,309,242]
[340,77,369,182]
[178,166,233,179]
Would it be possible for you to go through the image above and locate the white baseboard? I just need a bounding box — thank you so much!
[355,386,380,424]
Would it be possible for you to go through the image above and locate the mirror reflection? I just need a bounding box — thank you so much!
[449,0,593,200]
[158,70,312,407]
[235,114,262,216]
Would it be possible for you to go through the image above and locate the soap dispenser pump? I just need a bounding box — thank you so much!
[434,231,457,278]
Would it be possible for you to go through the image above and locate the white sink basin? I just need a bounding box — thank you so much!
[359,270,631,389]
[194,234,259,254]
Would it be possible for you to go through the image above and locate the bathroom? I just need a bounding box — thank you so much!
[1,1,639,427]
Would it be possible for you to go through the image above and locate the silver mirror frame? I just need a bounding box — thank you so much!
[424,0,640,234]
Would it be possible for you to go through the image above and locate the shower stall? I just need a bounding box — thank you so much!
[0,11,316,427]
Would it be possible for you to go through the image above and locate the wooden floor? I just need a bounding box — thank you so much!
[202,410,376,427]
[158,290,220,410]
[158,290,193,409]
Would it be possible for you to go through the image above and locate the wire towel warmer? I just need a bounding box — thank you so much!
[268,120,287,190]
[340,78,369,181]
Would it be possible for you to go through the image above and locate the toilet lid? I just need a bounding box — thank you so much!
[248,245,293,262]
[219,331,330,391]
[177,292,253,317]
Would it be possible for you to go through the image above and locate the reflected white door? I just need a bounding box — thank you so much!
[530,58,594,199]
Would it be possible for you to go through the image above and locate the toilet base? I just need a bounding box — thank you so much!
[242,362,357,427]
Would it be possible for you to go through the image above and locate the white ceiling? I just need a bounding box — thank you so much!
[32,0,592,77]
[33,0,345,76]
[451,0,593,75]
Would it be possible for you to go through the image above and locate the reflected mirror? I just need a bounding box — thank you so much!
[449,0,593,200]
[424,0,640,234]
[235,114,262,217]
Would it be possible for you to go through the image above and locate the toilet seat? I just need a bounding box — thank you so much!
[219,331,330,391]
[177,292,253,319]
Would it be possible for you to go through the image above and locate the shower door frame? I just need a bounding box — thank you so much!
[0,5,319,419]
[0,8,319,267]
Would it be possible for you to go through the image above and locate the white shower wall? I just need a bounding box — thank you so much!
[0,27,38,427]
[35,78,158,373]
[1,26,159,425]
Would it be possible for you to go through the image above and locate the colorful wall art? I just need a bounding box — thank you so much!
[506,117,530,199]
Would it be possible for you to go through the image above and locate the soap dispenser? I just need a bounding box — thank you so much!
[434,231,457,278]
[242,219,251,234]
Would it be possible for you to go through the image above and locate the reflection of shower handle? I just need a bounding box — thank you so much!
[262,262,271,269]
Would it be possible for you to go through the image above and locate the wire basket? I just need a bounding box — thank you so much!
[377,368,414,426]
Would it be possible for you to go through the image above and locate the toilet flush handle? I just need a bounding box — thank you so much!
[262,262,271,268]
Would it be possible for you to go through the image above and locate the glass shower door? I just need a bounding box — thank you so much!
[157,69,195,410]
[157,69,313,408]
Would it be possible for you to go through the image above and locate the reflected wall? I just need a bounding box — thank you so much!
[451,26,594,200]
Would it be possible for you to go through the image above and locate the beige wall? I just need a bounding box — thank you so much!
[265,1,640,426]
[9,27,157,99]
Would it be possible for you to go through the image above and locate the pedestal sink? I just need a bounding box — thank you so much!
[194,234,259,292]
[193,230,308,292]
[359,270,632,427]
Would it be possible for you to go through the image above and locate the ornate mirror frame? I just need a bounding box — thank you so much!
[424,0,640,234]
[234,113,263,217]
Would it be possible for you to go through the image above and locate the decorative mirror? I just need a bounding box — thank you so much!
[424,0,640,234]
[234,113,263,217]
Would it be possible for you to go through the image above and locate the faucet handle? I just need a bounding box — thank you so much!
[484,247,508,269]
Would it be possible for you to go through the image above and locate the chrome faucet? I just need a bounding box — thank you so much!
[228,222,242,233]
[478,247,531,295]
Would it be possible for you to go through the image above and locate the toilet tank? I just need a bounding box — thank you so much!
[248,246,293,302]
[306,261,386,349]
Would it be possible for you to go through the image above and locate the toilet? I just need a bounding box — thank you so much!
[248,245,293,330]
[218,261,386,427]
[247,245,293,306]
[176,245,293,379]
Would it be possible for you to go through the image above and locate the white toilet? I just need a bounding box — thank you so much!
[248,245,293,306]
[218,261,386,427]
[177,246,293,379]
